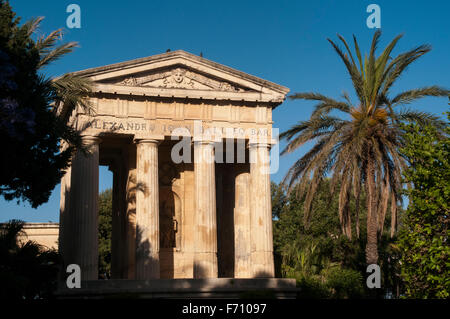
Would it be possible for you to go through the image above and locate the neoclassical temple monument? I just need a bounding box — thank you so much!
[58,51,295,296]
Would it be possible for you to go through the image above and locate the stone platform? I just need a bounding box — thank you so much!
[56,278,298,299]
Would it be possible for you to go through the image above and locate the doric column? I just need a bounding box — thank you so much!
[249,142,274,277]
[58,163,71,279]
[193,140,218,278]
[63,136,101,280]
[234,164,252,278]
[135,139,160,279]
[125,144,137,279]
[109,158,128,279]
[109,163,120,278]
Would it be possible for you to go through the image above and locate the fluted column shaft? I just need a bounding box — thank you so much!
[234,165,252,278]
[135,139,160,279]
[59,163,71,279]
[110,160,127,279]
[249,142,274,277]
[194,141,218,278]
[110,164,120,278]
[63,136,100,280]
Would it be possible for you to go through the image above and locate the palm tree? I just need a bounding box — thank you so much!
[0,4,93,207]
[280,30,449,265]
[23,16,92,145]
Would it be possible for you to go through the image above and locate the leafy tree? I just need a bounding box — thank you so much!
[98,189,112,279]
[399,116,450,299]
[271,181,287,219]
[280,30,449,265]
[273,180,402,298]
[273,180,367,298]
[274,180,366,268]
[0,220,60,299]
[323,267,365,299]
[0,0,91,208]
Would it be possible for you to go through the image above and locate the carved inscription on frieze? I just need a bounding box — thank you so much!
[84,117,270,138]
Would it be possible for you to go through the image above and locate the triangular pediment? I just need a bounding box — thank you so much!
[101,65,250,93]
[71,50,289,104]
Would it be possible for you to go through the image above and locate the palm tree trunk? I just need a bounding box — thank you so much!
[366,157,379,265]
[355,188,361,239]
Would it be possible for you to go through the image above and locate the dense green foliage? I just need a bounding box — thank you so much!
[98,189,113,279]
[399,117,450,298]
[273,180,402,298]
[0,1,90,207]
[0,220,60,299]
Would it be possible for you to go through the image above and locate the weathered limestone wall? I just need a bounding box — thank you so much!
[216,163,236,278]
[18,223,59,250]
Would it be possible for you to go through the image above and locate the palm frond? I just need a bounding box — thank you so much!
[391,86,449,106]
[21,16,44,36]
[353,35,364,77]
[36,29,64,54]
[280,116,345,154]
[282,140,326,190]
[337,34,357,69]
[342,91,352,105]
[395,108,447,128]
[38,41,78,68]
[366,30,382,107]
[311,101,351,118]
[51,73,93,114]
[289,92,341,103]
[327,37,365,104]
[381,44,431,97]
[374,34,403,104]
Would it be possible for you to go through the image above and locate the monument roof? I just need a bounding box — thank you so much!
[70,50,289,105]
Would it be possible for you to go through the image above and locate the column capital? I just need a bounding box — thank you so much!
[192,134,222,144]
[248,141,271,149]
[81,135,102,144]
[134,138,161,145]
[193,139,215,146]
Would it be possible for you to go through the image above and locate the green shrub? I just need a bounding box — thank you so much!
[295,275,331,299]
[399,120,450,299]
[323,267,365,299]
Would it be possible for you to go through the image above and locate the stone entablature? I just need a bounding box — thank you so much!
[64,50,287,104]
[77,112,273,141]
[59,50,287,141]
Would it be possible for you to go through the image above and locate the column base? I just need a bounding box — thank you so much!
[251,251,275,277]
[194,252,218,278]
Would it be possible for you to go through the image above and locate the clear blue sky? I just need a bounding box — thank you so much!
[1,0,449,222]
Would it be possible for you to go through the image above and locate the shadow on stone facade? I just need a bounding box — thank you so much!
[135,225,159,278]
[216,163,236,278]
